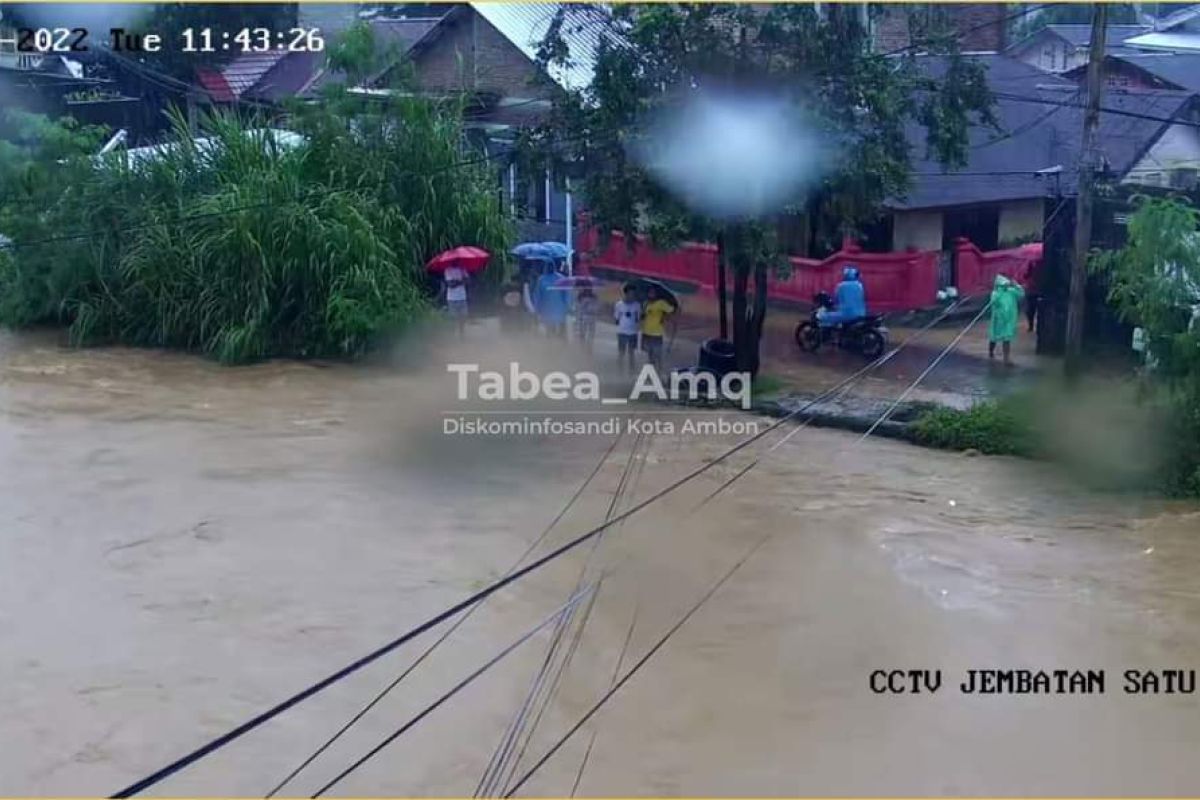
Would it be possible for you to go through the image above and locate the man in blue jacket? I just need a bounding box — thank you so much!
[818,266,866,326]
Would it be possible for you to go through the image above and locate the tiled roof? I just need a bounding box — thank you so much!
[892,54,1196,209]
[195,68,235,102]
[221,50,289,96]
[1099,52,1200,92]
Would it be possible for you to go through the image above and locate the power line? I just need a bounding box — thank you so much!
[502,532,774,798]
[264,432,625,798]
[109,394,816,797]
[993,89,1200,131]
[474,434,642,799]
[490,434,650,797]
[503,300,1002,796]
[309,580,601,798]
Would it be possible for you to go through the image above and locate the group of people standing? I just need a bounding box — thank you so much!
[484,258,678,372]
[613,283,676,371]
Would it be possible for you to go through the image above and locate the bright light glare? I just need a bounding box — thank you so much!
[632,92,828,219]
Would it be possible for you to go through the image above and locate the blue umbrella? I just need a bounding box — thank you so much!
[540,242,572,261]
[511,242,553,260]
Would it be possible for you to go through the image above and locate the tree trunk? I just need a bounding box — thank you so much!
[748,258,768,376]
[732,260,751,373]
[727,222,763,376]
[1066,4,1109,374]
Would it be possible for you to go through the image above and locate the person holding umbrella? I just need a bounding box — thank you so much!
[427,246,490,338]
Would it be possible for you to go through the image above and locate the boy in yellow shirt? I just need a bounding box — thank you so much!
[641,286,675,370]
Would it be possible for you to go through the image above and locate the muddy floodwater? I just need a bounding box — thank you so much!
[2,328,1200,796]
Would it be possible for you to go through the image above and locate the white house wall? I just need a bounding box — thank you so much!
[1008,32,1083,73]
[893,210,943,251]
[1123,122,1200,188]
[998,198,1045,245]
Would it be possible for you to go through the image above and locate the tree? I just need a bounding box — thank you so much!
[1092,195,1200,495]
[527,3,995,374]
[0,90,512,362]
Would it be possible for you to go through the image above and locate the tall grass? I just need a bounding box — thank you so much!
[0,96,512,363]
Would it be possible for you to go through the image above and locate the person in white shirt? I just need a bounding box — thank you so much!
[442,265,469,337]
[613,284,642,372]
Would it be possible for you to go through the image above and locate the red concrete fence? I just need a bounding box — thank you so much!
[954,237,1043,298]
[576,227,1041,313]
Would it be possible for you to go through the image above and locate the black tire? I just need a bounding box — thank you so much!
[860,329,885,359]
[699,337,738,375]
[795,321,821,352]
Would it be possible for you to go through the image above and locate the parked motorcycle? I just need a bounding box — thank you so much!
[794,291,888,359]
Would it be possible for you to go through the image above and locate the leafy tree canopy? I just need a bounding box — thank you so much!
[524,3,996,371]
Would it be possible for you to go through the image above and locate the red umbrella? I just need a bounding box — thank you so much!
[426,246,491,274]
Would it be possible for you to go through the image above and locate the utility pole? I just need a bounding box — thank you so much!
[1065,3,1108,373]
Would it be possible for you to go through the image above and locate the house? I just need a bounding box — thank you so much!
[1063,52,1200,93]
[1122,4,1200,53]
[297,15,444,97]
[195,50,320,104]
[1005,23,1151,73]
[884,54,1200,253]
[365,2,612,242]
[873,3,1010,53]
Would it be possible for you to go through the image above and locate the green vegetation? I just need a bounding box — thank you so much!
[1091,196,1200,497]
[751,373,787,398]
[530,4,995,374]
[911,399,1035,457]
[0,91,511,363]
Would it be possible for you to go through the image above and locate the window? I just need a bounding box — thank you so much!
[1170,169,1199,190]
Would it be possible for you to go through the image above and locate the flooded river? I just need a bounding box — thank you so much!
[2,328,1199,796]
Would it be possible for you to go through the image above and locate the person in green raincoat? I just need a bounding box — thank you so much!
[988,274,1025,365]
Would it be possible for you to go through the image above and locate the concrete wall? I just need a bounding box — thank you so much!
[998,198,1045,245]
[892,210,944,252]
[1124,122,1200,189]
[893,199,1044,252]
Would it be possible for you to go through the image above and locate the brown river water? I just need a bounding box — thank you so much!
[2,327,1199,796]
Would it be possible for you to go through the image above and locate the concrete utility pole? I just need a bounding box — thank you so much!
[1065,3,1109,372]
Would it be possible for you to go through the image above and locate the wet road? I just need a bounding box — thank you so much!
[1,329,1198,796]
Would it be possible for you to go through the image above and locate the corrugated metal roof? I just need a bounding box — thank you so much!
[1122,31,1200,52]
[470,2,614,92]
[221,50,289,96]
[104,129,305,168]
[1043,24,1150,48]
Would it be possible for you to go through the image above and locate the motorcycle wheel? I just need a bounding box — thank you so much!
[795,321,821,352]
[860,329,885,359]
